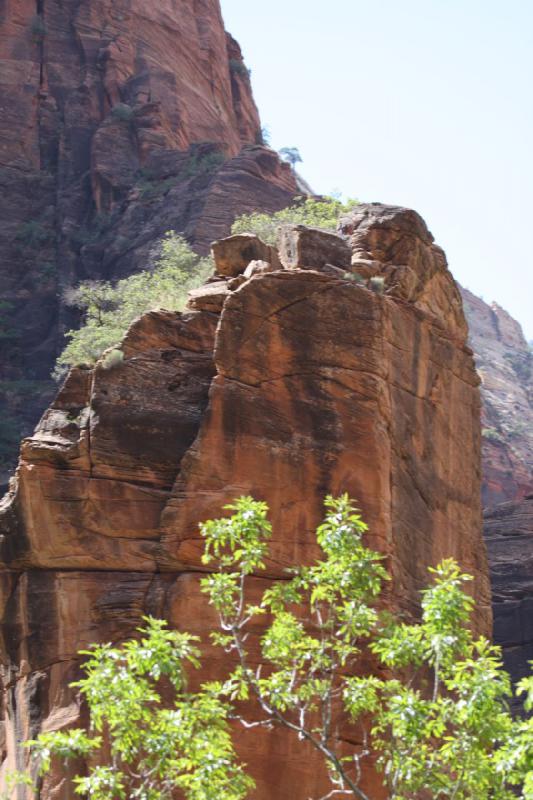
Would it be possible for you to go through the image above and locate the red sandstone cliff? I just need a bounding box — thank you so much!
[0,205,491,798]
[0,0,526,787]
[0,0,297,487]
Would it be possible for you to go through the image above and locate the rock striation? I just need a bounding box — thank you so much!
[0,0,297,488]
[0,205,491,798]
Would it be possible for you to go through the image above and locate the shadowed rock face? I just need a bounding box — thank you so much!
[0,0,297,487]
[0,205,491,798]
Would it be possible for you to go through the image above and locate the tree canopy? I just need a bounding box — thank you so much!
[19,496,533,800]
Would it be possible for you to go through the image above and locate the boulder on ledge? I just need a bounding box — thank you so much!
[187,282,231,312]
[211,233,276,276]
[243,259,276,278]
[279,225,351,271]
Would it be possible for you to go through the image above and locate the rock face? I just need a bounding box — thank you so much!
[485,495,533,707]
[0,0,297,488]
[460,290,533,699]
[461,288,533,508]
[0,205,491,798]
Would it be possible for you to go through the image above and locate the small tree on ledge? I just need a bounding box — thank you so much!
[279,146,303,170]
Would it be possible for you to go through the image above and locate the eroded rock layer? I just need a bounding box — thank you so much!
[0,205,491,797]
[0,0,297,487]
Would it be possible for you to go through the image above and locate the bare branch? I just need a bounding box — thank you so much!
[238,718,275,730]
[312,789,352,800]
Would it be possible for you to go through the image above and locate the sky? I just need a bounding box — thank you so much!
[221,0,533,339]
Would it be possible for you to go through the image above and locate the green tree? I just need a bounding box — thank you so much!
[27,618,253,800]
[54,233,212,378]
[200,495,533,800]
[22,497,533,800]
[231,196,359,245]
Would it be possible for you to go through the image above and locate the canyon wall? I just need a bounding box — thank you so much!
[0,0,297,488]
[461,289,533,698]
[0,205,492,798]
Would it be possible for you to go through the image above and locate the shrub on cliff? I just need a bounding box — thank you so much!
[229,59,251,80]
[22,496,533,800]
[15,219,53,249]
[53,233,212,378]
[231,195,359,245]
[110,103,134,123]
[482,427,505,443]
[181,150,225,179]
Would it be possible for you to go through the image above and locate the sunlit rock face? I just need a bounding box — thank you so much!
[0,0,297,488]
[0,205,491,799]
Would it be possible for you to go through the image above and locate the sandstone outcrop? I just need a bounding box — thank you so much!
[0,0,297,488]
[339,204,468,341]
[211,232,276,276]
[0,205,491,798]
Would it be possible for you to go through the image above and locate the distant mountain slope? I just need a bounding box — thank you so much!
[461,288,533,507]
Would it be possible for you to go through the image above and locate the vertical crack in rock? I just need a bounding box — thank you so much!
[36,0,45,91]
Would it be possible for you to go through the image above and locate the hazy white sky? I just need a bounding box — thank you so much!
[221,0,533,339]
